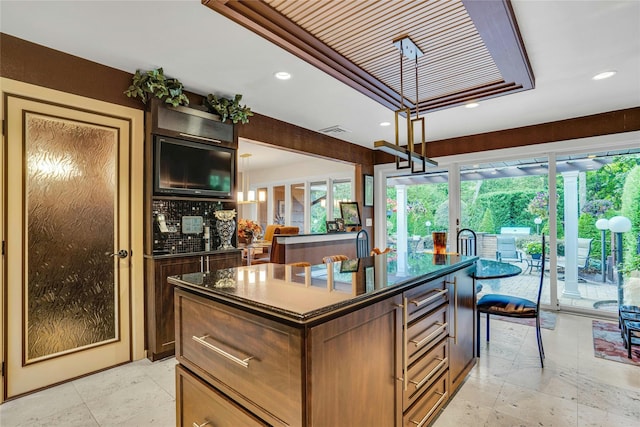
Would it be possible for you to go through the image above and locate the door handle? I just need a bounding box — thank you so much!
[109,250,129,259]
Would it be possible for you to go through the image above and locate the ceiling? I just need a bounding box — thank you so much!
[1,1,639,172]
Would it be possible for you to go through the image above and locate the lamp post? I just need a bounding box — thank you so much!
[609,215,632,305]
[534,217,542,235]
[595,218,609,283]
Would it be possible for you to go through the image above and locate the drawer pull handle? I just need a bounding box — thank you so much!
[410,289,447,307]
[410,391,448,426]
[192,335,253,368]
[410,322,447,348]
[409,357,448,390]
[192,421,210,427]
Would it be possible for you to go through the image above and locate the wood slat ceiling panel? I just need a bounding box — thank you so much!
[207,0,534,112]
[264,0,501,106]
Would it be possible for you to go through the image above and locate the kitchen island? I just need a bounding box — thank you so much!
[170,253,477,426]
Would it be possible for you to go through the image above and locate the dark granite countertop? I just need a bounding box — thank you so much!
[168,253,477,325]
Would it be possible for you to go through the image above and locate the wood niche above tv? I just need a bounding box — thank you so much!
[147,98,237,150]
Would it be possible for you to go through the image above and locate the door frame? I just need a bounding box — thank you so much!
[0,77,145,402]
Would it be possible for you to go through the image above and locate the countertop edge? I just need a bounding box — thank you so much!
[169,257,477,326]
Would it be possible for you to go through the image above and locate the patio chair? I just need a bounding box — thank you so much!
[577,237,593,279]
[477,234,546,367]
[496,236,523,263]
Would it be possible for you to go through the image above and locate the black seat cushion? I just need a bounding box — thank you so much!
[477,294,537,316]
[620,305,640,313]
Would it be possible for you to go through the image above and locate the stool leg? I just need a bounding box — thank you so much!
[628,328,633,359]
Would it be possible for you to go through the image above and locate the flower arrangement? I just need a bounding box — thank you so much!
[238,219,262,240]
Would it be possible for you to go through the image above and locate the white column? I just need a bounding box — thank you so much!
[562,171,581,298]
[396,185,408,276]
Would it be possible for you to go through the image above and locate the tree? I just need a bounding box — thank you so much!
[588,156,640,209]
[620,166,640,274]
[478,208,496,234]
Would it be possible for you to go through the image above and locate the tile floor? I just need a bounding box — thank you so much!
[1,313,639,426]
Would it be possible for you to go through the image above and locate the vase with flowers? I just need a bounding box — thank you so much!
[238,219,262,245]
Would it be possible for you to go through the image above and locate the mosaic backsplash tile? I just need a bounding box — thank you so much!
[151,199,235,254]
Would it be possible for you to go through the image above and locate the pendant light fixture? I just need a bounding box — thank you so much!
[237,153,265,204]
[374,36,437,172]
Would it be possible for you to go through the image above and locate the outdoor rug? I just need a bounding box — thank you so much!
[481,310,557,330]
[592,320,640,366]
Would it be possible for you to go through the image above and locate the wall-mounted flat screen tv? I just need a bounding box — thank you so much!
[154,136,234,198]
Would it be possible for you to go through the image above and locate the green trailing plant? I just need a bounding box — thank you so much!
[203,94,253,124]
[124,67,189,107]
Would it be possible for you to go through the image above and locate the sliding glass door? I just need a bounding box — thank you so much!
[459,158,550,306]
[382,145,640,318]
[554,151,640,314]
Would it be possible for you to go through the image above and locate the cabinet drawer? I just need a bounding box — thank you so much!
[176,364,267,427]
[175,290,302,426]
[407,304,448,364]
[404,338,448,410]
[404,278,449,323]
[403,371,449,427]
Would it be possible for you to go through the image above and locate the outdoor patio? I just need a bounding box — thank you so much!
[476,258,620,314]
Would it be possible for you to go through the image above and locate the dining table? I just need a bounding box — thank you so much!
[473,258,523,280]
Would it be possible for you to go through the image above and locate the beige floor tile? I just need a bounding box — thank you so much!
[2,312,639,426]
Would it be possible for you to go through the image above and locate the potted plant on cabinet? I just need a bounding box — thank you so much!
[203,94,253,124]
[124,67,190,107]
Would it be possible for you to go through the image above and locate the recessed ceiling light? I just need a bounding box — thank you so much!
[274,71,291,80]
[380,121,391,127]
[465,102,479,109]
[592,70,616,80]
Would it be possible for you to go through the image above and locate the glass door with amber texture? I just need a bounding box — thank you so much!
[5,94,132,398]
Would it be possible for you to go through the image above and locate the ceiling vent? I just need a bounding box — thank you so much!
[318,125,351,134]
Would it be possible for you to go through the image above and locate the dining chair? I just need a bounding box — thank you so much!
[370,247,391,256]
[356,229,369,258]
[252,226,300,264]
[287,261,311,267]
[457,228,482,293]
[477,234,546,367]
[456,228,477,256]
[322,254,349,263]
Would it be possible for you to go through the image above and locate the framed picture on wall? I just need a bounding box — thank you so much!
[364,174,374,207]
[339,202,361,226]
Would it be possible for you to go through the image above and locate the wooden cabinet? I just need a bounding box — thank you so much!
[176,364,267,427]
[309,295,403,426]
[175,289,303,426]
[447,265,476,391]
[400,277,450,425]
[145,251,241,361]
[173,259,476,426]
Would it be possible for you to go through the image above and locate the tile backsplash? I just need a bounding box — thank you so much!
[151,199,234,254]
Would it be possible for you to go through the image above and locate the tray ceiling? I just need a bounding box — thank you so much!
[203,0,534,113]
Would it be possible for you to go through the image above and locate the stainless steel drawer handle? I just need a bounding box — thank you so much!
[192,421,210,427]
[410,322,447,348]
[410,391,448,426]
[410,289,447,307]
[192,335,253,368]
[409,357,448,390]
